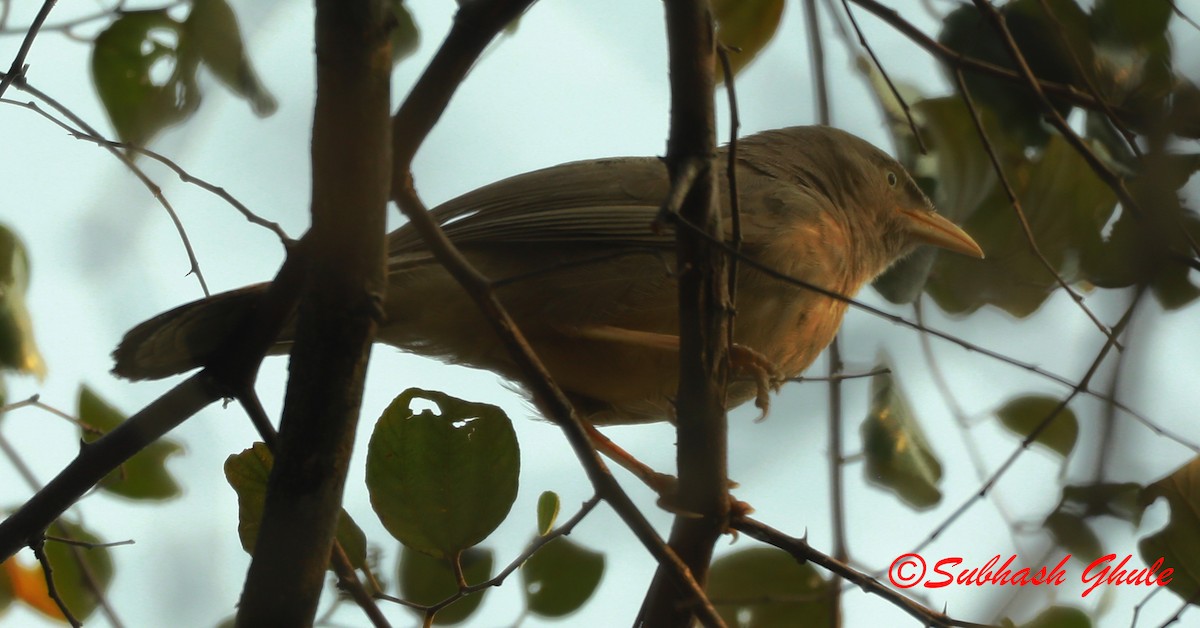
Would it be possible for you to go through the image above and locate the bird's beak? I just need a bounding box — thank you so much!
[899,208,985,259]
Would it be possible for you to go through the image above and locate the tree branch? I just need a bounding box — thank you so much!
[637,0,729,626]
[235,1,392,624]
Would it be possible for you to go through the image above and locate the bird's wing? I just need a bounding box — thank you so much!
[388,157,674,264]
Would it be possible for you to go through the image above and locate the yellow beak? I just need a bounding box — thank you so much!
[899,208,985,259]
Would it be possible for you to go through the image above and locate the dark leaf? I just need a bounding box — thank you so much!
[79,385,183,500]
[390,1,420,65]
[366,388,519,559]
[1008,605,1093,628]
[91,10,200,146]
[1044,511,1102,562]
[860,355,942,509]
[712,0,784,81]
[996,395,1078,457]
[1061,482,1146,525]
[928,135,1118,317]
[39,520,115,622]
[224,443,368,569]
[708,547,832,627]
[0,225,44,378]
[398,546,492,625]
[522,537,605,618]
[1138,456,1200,604]
[184,0,276,116]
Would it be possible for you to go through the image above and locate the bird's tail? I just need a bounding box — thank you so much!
[111,284,273,380]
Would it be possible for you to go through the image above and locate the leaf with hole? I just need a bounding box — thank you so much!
[366,388,519,559]
[91,10,201,146]
[708,547,831,627]
[522,537,604,617]
[398,545,492,625]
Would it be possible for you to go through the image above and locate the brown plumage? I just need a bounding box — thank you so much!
[113,126,983,424]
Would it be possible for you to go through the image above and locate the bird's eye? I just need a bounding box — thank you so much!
[886,171,898,187]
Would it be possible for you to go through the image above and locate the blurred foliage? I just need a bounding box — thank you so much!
[398,546,493,625]
[0,225,45,380]
[79,385,184,500]
[708,547,832,627]
[91,0,274,147]
[225,443,368,569]
[521,536,605,618]
[860,353,943,509]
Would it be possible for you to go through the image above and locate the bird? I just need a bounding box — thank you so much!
[112,125,983,426]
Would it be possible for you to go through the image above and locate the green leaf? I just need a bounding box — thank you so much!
[224,443,368,569]
[522,537,605,618]
[996,395,1078,457]
[860,355,942,509]
[1011,605,1093,628]
[1044,511,1102,562]
[42,520,115,622]
[928,134,1118,317]
[1061,482,1145,526]
[1138,456,1200,604]
[939,0,1091,146]
[536,491,560,536]
[390,1,420,65]
[708,548,831,627]
[712,0,784,81]
[1091,0,1173,47]
[183,0,276,116]
[79,385,184,500]
[398,545,492,625]
[0,225,44,379]
[366,388,519,559]
[91,10,201,146]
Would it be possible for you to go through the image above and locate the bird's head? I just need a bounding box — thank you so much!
[743,126,984,278]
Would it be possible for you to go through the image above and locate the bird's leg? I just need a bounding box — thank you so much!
[560,324,784,416]
[580,422,678,497]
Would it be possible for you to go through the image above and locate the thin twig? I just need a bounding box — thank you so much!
[840,0,926,152]
[0,82,210,295]
[666,205,1198,453]
[1034,0,1142,157]
[953,67,1118,345]
[733,517,997,628]
[846,0,1132,116]
[911,297,1137,553]
[395,496,603,617]
[388,2,722,625]
[0,0,57,99]
[968,0,1200,259]
[32,537,82,627]
[44,535,134,549]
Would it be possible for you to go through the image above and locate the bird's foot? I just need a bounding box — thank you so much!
[729,344,784,419]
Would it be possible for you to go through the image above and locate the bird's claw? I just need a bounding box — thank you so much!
[730,344,784,420]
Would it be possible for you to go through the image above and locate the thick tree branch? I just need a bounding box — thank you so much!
[235,1,392,624]
[637,0,729,626]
